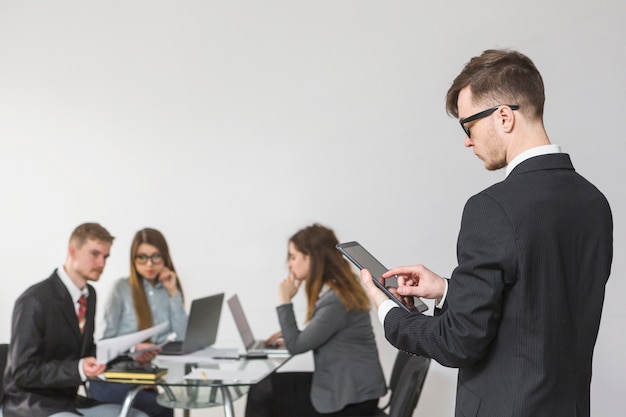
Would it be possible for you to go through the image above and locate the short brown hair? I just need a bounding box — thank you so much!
[69,223,115,248]
[446,49,545,120]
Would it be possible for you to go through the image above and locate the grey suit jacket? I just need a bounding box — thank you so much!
[2,271,99,417]
[384,154,613,417]
[277,290,387,413]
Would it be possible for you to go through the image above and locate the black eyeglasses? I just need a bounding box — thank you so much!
[135,253,164,265]
[459,105,519,138]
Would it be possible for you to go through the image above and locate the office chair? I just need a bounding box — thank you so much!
[0,343,8,406]
[374,351,431,417]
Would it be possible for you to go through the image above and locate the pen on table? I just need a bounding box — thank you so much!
[201,371,207,380]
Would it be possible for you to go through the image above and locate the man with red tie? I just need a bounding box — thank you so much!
[2,223,149,417]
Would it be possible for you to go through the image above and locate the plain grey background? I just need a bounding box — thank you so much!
[1,1,624,416]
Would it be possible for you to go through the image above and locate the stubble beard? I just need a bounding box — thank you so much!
[84,268,104,282]
[484,157,507,171]
[482,127,507,171]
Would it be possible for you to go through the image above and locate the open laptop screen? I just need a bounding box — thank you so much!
[227,294,256,350]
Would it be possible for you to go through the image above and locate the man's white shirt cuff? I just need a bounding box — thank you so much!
[436,279,449,309]
[78,358,86,381]
[378,299,397,325]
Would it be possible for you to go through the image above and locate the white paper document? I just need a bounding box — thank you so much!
[184,367,267,383]
[97,321,169,364]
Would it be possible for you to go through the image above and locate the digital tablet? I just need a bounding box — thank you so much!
[336,241,428,313]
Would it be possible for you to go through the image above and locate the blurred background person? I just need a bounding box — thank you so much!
[245,223,386,417]
[90,228,187,417]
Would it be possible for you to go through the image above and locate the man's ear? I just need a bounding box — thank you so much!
[499,106,515,134]
[68,244,76,259]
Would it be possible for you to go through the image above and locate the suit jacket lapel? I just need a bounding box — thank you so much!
[50,272,82,341]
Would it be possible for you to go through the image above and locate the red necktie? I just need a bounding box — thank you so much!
[77,295,87,333]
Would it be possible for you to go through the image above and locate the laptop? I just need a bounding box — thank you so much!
[227,294,289,355]
[159,292,224,355]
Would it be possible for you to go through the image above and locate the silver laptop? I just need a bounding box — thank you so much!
[227,294,289,355]
[160,293,224,355]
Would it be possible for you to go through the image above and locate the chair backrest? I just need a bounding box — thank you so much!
[0,343,9,402]
[388,351,413,393]
[386,353,431,417]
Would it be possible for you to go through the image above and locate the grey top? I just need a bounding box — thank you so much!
[277,290,386,413]
[100,277,187,344]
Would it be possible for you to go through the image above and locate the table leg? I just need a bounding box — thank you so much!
[161,385,177,403]
[118,385,144,417]
[221,386,234,417]
[160,385,191,417]
[209,386,218,403]
[155,383,239,417]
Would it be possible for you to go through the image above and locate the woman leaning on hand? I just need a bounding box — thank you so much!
[90,228,187,417]
[245,223,387,417]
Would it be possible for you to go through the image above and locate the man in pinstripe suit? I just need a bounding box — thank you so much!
[361,49,613,417]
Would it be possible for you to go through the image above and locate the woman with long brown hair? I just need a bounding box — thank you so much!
[245,224,386,417]
[90,228,187,417]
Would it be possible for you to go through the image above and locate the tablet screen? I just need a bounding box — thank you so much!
[336,241,428,313]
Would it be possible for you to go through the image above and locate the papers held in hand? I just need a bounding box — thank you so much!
[104,360,168,381]
[97,321,169,364]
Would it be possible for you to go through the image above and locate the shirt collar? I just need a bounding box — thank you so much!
[57,265,89,304]
[506,144,562,177]
[142,277,164,290]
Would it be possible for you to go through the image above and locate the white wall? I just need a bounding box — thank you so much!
[1,1,624,416]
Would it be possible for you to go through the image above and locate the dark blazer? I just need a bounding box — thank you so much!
[2,270,98,417]
[384,154,613,417]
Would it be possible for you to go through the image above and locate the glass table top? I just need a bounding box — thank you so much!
[100,353,291,410]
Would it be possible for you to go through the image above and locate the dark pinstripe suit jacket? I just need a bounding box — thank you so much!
[384,153,613,417]
[2,271,98,417]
